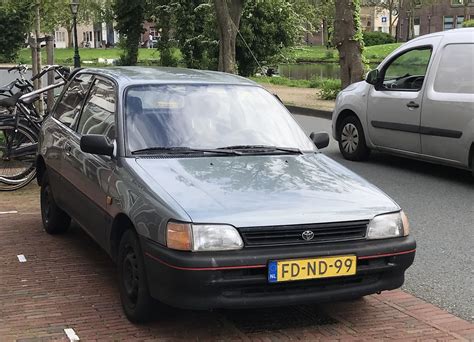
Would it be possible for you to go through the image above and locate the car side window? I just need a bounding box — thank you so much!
[434,43,474,94]
[76,79,116,140]
[54,74,93,127]
[381,47,432,91]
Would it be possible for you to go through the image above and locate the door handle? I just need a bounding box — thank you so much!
[406,101,420,109]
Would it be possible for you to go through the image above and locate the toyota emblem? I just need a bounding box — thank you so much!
[301,230,315,241]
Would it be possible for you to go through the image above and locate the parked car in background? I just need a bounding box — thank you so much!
[37,67,415,322]
[332,28,474,174]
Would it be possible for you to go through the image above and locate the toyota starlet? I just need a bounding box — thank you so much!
[37,67,416,322]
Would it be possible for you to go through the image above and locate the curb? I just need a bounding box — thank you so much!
[286,105,332,120]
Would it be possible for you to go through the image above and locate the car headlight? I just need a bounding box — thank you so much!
[166,222,244,251]
[367,211,410,239]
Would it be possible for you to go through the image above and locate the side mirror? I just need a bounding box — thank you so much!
[366,69,379,85]
[80,134,114,157]
[310,132,330,149]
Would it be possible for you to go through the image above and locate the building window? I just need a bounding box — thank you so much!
[451,0,462,5]
[443,16,454,30]
[456,16,464,27]
[55,31,65,42]
[414,17,421,36]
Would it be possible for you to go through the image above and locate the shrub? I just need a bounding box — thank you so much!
[309,76,324,88]
[463,19,474,27]
[319,79,341,100]
[324,50,334,60]
[363,31,395,47]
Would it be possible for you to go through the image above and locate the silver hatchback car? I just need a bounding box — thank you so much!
[332,28,474,174]
[37,67,415,322]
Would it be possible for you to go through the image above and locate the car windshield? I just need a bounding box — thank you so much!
[125,84,315,154]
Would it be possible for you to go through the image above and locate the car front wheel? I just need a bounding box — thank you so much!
[118,230,154,323]
[338,116,370,161]
[40,172,71,234]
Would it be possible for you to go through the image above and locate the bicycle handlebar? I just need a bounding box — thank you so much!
[8,64,28,74]
[31,65,70,82]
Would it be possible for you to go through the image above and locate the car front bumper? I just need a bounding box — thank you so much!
[142,236,416,310]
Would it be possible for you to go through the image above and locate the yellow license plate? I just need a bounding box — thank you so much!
[268,255,357,283]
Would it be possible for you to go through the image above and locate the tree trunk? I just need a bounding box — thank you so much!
[333,0,365,89]
[322,19,329,47]
[213,0,244,74]
[67,26,73,49]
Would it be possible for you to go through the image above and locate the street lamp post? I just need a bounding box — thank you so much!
[70,0,81,68]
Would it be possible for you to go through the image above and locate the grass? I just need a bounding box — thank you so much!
[15,47,181,66]
[13,43,402,66]
[283,43,402,64]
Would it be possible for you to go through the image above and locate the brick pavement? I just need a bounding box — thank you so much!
[1,185,473,341]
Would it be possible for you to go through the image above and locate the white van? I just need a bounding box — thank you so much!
[332,28,474,174]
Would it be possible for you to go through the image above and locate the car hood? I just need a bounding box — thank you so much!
[134,153,399,227]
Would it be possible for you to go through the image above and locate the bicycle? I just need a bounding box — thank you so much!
[0,65,70,191]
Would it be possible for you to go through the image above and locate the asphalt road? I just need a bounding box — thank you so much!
[293,113,474,322]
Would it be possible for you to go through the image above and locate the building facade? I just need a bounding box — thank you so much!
[397,0,473,41]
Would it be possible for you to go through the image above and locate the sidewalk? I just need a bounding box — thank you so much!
[262,84,336,113]
[1,185,474,341]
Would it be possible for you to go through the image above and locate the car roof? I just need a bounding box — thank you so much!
[408,27,474,44]
[80,66,258,87]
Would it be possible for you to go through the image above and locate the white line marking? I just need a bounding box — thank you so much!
[0,211,18,215]
[64,328,80,341]
[17,255,27,263]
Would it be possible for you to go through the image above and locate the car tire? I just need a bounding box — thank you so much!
[338,115,370,161]
[40,172,71,234]
[118,229,154,323]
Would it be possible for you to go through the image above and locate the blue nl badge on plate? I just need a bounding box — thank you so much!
[268,260,278,283]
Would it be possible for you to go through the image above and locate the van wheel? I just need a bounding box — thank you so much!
[118,230,154,323]
[40,172,71,234]
[338,116,370,161]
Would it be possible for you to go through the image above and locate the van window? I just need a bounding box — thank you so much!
[382,47,432,91]
[434,43,474,94]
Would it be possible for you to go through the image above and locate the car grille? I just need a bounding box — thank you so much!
[239,220,369,247]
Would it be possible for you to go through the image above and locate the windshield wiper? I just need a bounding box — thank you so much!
[131,146,241,156]
[217,145,302,154]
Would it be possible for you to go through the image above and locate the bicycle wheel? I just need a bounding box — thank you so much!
[0,122,38,191]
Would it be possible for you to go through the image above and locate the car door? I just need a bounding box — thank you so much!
[420,42,474,166]
[45,73,94,207]
[366,44,435,153]
[61,77,117,248]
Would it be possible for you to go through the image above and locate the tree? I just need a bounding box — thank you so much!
[0,2,32,62]
[213,0,245,73]
[175,1,217,69]
[114,0,147,65]
[333,0,365,88]
[152,1,178,66]
[236,0,308,76]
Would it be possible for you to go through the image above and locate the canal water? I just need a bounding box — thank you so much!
[279,63,341,80]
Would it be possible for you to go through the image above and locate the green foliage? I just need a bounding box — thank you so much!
[114,0,146,65]
[250,75,341,93]
[352,0,364,49]
[236,0,307,76]
[363,31,396,47]
[0,2,31,62]
[463,19,474,27]
[174,1,217,69]
[319,78,341,100]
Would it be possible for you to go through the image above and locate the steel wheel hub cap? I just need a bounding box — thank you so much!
[341,123,359,153]
[123,249,139,303]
